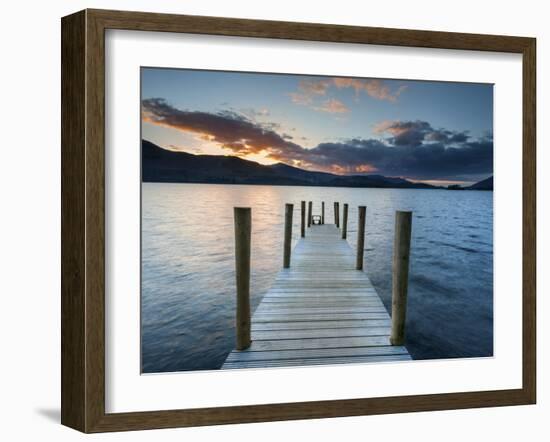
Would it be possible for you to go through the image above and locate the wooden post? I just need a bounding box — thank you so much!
[342,203,348,239]
[283,203,293,268]
[321,201,325,224]
[234,207,251,350]
[334,202,340,227]
[300,201,306,237]
[390,211,413,346]
[308,201,312,227]
[356,206,366,270]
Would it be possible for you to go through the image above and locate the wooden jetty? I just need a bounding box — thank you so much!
[222,208,412,370]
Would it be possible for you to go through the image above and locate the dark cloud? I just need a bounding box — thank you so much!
[142,99,493,180]
[426,129,469,144]
[304,138,493,179]
[142,98,304,160]
[374,120,471,147]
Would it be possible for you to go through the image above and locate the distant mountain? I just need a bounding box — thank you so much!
[142,139,437,189]
[267,162,336,184]
[468,176,493,191]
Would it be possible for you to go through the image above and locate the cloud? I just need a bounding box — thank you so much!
[288,79,331,106]
[289,92,312,106]
[374,120,470,147]
[303,137,492,178]
[142,98,304,160]
[300,79,331,95]
[241,107,270,118]
[142,98,492,180]
[313,98,349,114]
[332,78,407,102]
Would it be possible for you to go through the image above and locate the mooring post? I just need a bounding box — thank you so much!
[390,211,413,346]
[234,207,251,350]
[342,203,349,239]
[301,201,306,237]
[308,201,313,227]
[356,206,366,270]
[334,202,340,227]
[283,203,293,268]
[321,201,325,224]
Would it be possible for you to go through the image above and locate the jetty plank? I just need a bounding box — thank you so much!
[251,327,392,341]
[251,319,391,331]
[243,336,392,351]
[222,224,410,369]
[222,354,411,370]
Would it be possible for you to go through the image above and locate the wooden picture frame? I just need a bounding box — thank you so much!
[61,8,536,433]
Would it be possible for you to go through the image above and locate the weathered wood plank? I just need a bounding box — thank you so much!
[226,345,409,362]
[263,301,380,307]
[258,303,386,309]
[251,327,392,341]
[243,336,392,351]
[263,294,379,300]
[255,307,387,315]
[266,287,377,292]
[222,354,412,369]
[252,320,391,331]
[273,282,370,285]
[253,312,391,322]
[263,293,381,298]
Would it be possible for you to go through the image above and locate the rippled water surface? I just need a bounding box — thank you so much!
[142,183,493,373]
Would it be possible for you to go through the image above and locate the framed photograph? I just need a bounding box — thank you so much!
[61,9,536,433]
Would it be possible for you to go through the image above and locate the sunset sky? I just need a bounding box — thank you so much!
[141,68,493,186]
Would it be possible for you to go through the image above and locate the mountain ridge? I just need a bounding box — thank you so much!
[142,139,489,190]
[467,176,493,191]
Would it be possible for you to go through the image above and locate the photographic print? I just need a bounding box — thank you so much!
[140,68,493,374]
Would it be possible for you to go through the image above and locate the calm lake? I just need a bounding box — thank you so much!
[141,183,493,373]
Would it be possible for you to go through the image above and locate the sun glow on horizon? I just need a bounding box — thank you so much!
[408,178,476,187]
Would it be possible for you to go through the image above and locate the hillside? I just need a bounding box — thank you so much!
[468,176,493,191]
[142,139,437,189]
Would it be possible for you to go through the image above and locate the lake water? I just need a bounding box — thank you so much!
[142,183,493,373]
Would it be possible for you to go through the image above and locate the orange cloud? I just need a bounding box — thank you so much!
[288,79,331,106]
[300,79,331,95]
[289,92,313,105]
[355,164,377,173]
[325,163,378,175]
[313,98,349,114]
[373,120,406,135]
[332,78,407,102]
